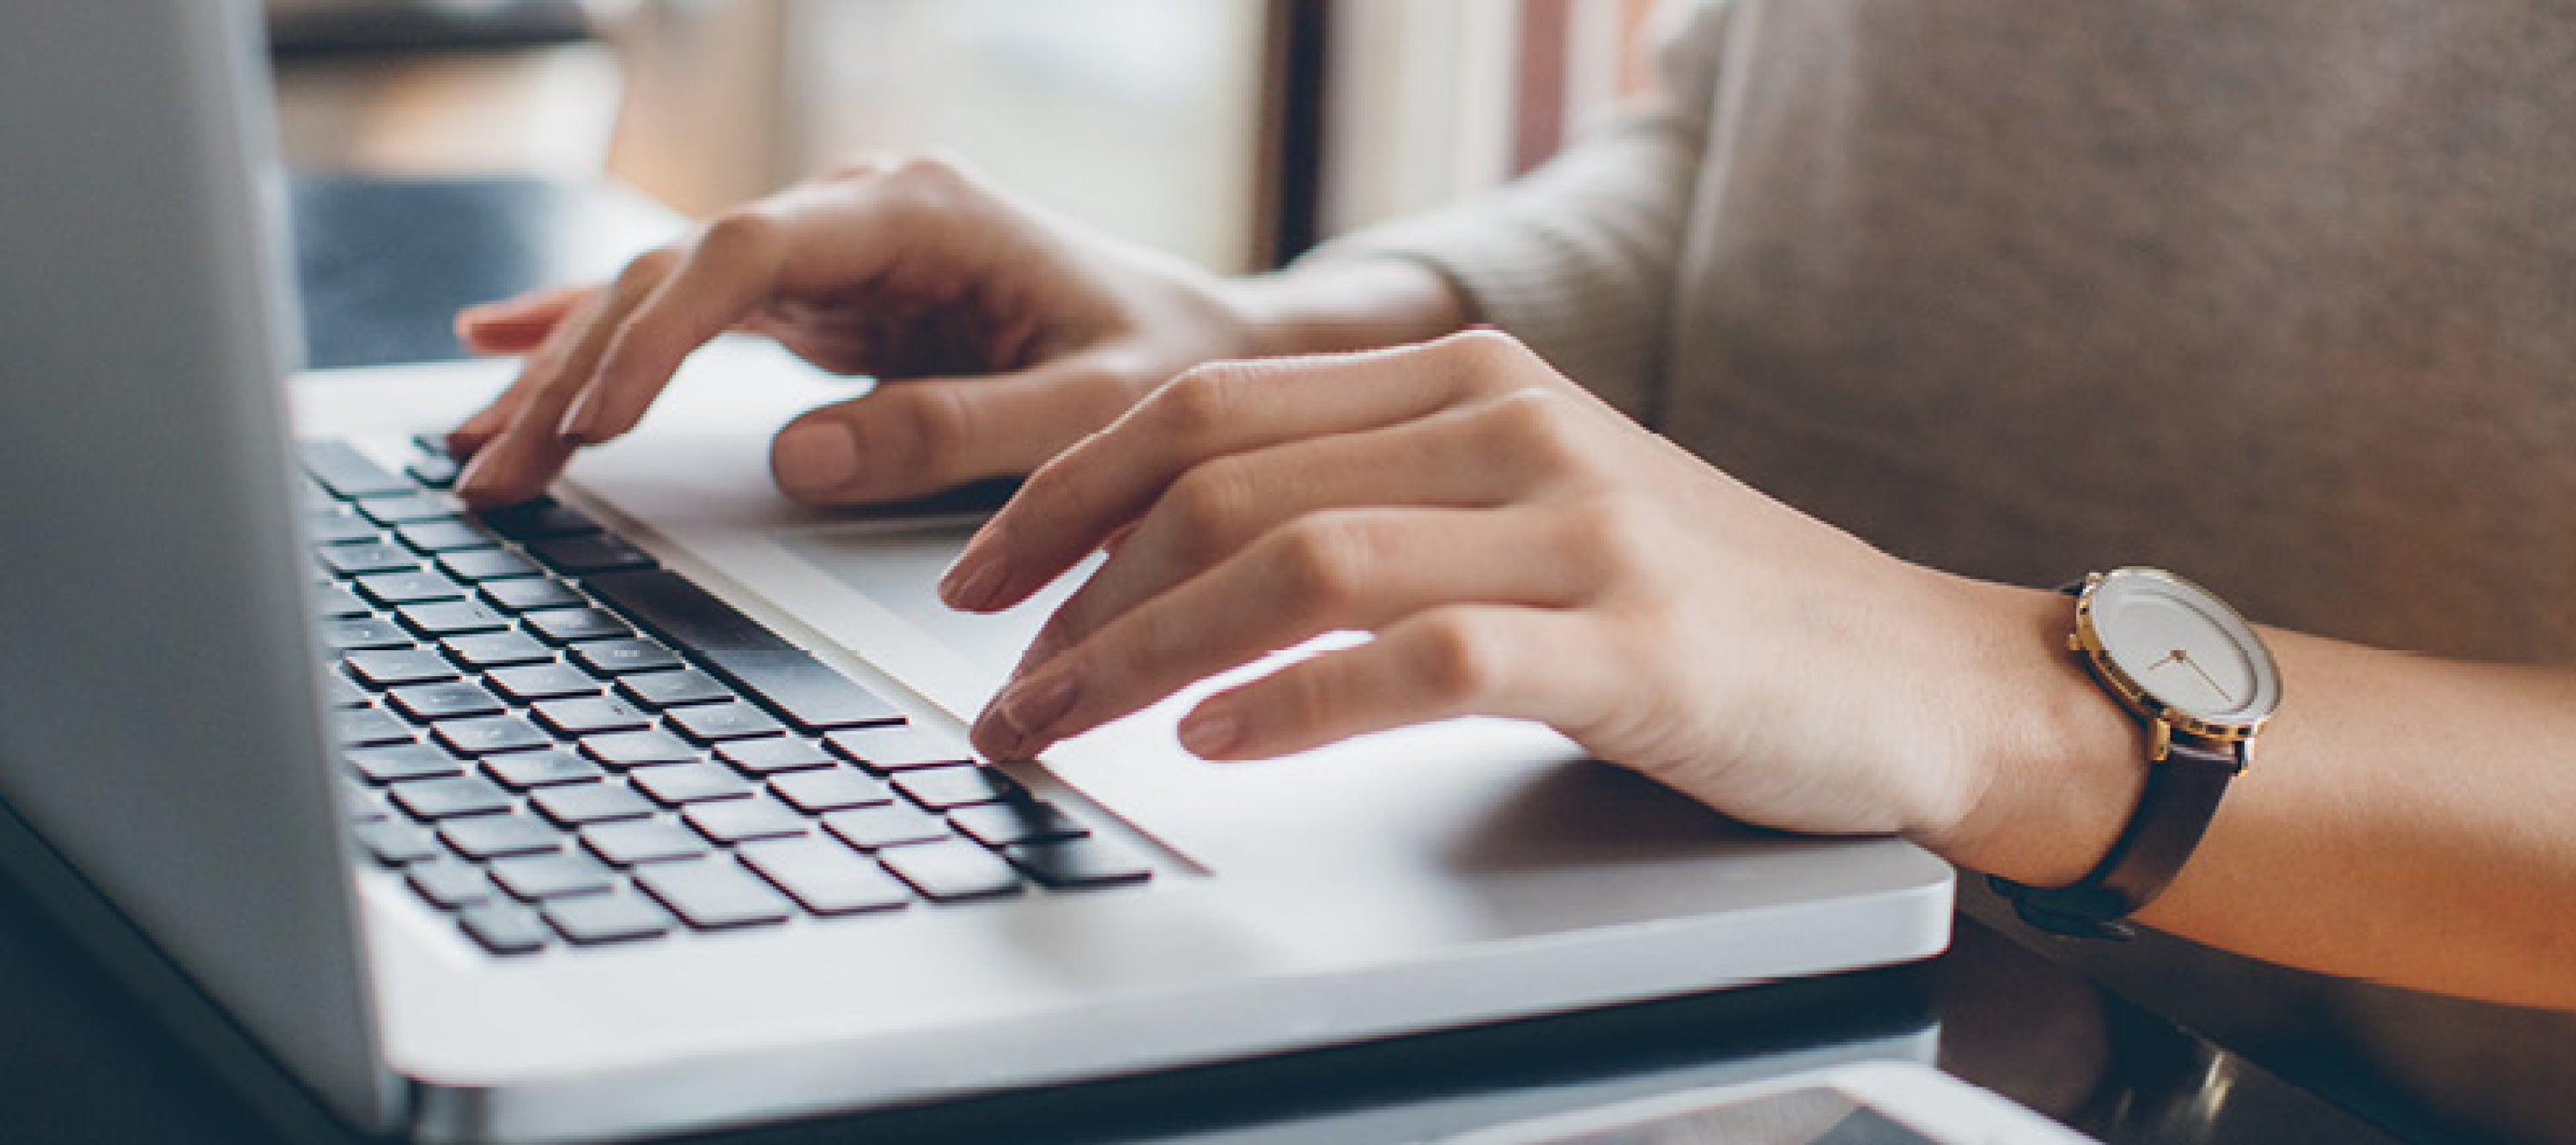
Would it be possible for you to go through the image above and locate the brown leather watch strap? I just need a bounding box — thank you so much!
[1988,740,2242,939]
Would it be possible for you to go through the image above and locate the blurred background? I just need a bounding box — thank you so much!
[267,0,1662,276]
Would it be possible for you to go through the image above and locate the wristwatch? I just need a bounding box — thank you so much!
[1990,567,2281,939]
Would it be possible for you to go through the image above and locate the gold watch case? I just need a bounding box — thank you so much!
[2065,567,2281,766]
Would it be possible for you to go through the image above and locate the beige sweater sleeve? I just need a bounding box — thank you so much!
[1296,3,1728,423]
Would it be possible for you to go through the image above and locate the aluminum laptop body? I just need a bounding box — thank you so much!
[0,4,1953,1142]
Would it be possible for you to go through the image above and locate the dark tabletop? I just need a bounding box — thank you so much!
[3,177,2565,1145]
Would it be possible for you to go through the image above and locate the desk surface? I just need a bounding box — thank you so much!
[2,177,2561,1145]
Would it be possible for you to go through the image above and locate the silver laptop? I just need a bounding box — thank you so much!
[0,3,1952,1142]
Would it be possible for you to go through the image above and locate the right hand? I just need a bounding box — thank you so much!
[447,155,1266,508]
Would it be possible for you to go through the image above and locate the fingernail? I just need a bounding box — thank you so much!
[988,669,1078,755]
[775,423,860,497]
[1178,707,1242,758]
[940,544,1008,612]
[556,397,597,445]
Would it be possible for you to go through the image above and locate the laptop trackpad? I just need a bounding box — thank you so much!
[772,518,1098,699]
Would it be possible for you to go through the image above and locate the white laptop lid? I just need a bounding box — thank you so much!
[0,1,398,1132]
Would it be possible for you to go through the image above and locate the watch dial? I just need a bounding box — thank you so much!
[2090,569,2280,724]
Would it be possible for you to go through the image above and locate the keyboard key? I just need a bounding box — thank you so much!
[484,662,598,703]
[304,511,381,546]
[478,500,602,541]
[482,748,607,790]
[440,631,553,670]
[439,813,562,860]
[617,669,732,710]
[480,577,586,613]
[522,607,633,645]
[583,819,712,867]
[683,795,807,844]
[530,533,655,573]
[489,851,615,901]
[531,696,651,736]
[582,569,906,732]
[1005,837,1155,889]
[319,541,421,577]
[738,837,911,915]
[391,774,513,820]
[531,783,655,826]
[629,761,751,805]
[665,701,784,744]
[769,766,892,813]
[408,859,495,909]
[891,765,1018,810]
[877,839,1022,902]
[343,649,457,688]
[396,600,513,637]
[356,569,466,606]
[386,680,507,722]
[407,454,460,490]
[543,890,671,946]
[580,729,700,768]
[356,493,458,527]
[432,714,553,756]
[436,549,543,582]
[570,638,682,676]
[323,618,417,653]
[300,441,413,499]
[348,742,466,784]
[460,902,553,954]
[332,707,416,748]
[395,520,502,554]
[352,818,440,864]
[718,737,839,777]
[949,800,1090,849]
[822,804,952,850]
[825,726,972,773]
[325,674,377,711]
[315,586,374,620]
[634,858,794,929]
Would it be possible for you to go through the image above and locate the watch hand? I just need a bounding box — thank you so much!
[2172,649,2233,705]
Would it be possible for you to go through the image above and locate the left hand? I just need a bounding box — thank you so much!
[942,331,2033,842]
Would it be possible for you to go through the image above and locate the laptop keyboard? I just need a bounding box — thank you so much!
[300,437,1151,956]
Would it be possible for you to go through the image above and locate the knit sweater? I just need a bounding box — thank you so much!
[1321,0,2576,665]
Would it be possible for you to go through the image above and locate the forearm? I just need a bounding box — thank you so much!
[1929,576,2576,1008]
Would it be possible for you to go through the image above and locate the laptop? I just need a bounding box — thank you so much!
[0,3,1953,1142]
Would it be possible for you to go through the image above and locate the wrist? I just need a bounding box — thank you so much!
[1218,258,1471,359]
[1910,577,2148,887]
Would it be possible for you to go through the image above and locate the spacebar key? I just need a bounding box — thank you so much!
[586,569,908,732]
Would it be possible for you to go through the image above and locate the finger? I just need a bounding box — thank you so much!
[1175,604,1618,761]
[970,504,1594,758]
[769,356,1142,506]
[446,284,615,460]
[1014,399,1547,673]
[453,248,679,506]
[455,284,596,356]
[943,331,1544,614]
[556,210,792,445]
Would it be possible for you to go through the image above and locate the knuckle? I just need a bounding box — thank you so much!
[612,247,679,296]
[1411,612,1506,705]
[1161,461,1258,556]
[1273,515,1374,612]
[1562,493,1662,576]
[1435,328,1536,381]
[1483,387,1595,475]
[1152,363,1251,449]
[695,210,778,266]
[885,153,975,197]
[894,385,975,478]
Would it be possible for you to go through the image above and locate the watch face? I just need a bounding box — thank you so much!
[2087,569,2281,726]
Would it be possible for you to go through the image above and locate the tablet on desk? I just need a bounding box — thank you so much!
[1442,1061,2100,1145]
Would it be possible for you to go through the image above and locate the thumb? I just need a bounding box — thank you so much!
[769,356,1147,507]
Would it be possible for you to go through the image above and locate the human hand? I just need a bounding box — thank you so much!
[446,156,1266,508]
[939,331,2057,843]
